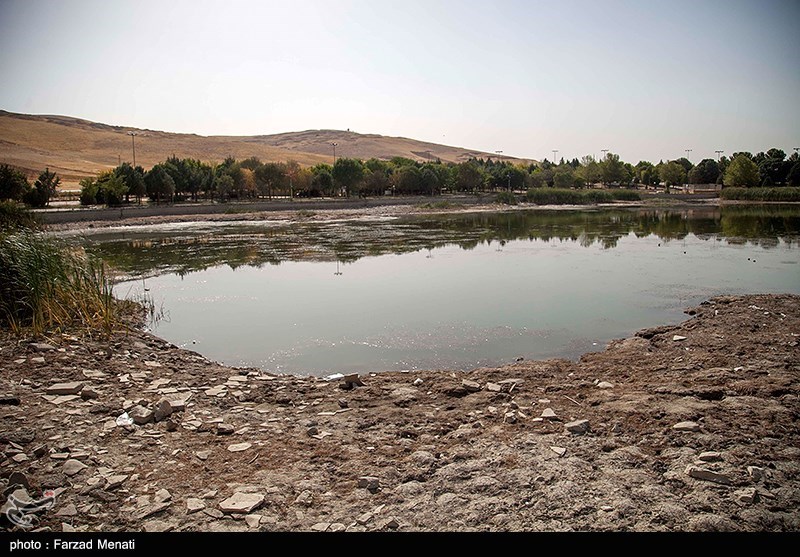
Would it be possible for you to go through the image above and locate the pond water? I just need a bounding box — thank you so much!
[73,205,800,376]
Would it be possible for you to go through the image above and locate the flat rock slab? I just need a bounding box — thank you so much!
[227,443,252,452]
[186,498,206,514]
[550,446,567,457]
[31,342,57,352]
[565,419,590,435]
[685,465,732,485]
[699,451,723,462]
[597,381,614,389]
[461,380,481,392]
[105,475,128,490]
[673,421,701,432]
[133,502,170,521]
[733,488,759,505]
[47,382,84,395]
[219,492,264,513]
[673,335,688,341]
[62,459,88,476]
[541,408,557,419]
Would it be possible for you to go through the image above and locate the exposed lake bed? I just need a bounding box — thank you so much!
[2,292,798,531]
[3,200,799,532]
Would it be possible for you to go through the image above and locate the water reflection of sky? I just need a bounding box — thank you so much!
[96,206,800,376]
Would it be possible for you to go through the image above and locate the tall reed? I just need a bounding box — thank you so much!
[0,229,124,336]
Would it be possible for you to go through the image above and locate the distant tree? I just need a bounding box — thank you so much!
[114,162,146,202]
[455,161,485,192]
[576,156,601,187]
[420,167,440,195]
[26,168,60,207]
[688,159,720,184]
[332,158,364,197]
[239,156,262,171]
[0,164,30,201]
[99,172,128,206]
[600,153,626,185]
[674,157,693,175]
[553,165,577,188]
[255,162,286,199]
[214,174,234,201]
[787,162,800,187]
[284,160,302,198]
[659,162,686,188]
[145,165,176,203]
[528,170,546,188]
[723,154,760,188]
[757,149,791,185]
[393,166,422,195]
[239,168,258,198]
[79,177,99,205]
[634,161,658,186]
[310,166,334,197]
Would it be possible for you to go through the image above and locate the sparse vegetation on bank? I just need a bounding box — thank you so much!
[0,206,133,336]
[720,187,800,202]
[525,188,641,205]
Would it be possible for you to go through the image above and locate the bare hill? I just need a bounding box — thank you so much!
[0,110,525,187]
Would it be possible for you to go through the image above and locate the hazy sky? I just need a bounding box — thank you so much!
[1,0,798,163]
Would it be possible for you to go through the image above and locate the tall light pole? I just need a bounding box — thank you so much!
[127,131,138,167]
[715,150,724,161]
[552,150,558,164]
[330,142,338,166]
[330,142,338,197]
[601,149,609,161]
[685,149,692,190]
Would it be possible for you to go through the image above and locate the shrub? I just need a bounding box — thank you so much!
[720,187,800,202]
[495,191,518,205]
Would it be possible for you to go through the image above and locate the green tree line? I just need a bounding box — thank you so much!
[2,147,798,207]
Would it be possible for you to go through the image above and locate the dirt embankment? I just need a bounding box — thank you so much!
[1,294,798,532]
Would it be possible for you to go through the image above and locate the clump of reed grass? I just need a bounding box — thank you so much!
[525,188,640,205]
[0,229,135,336]
[720,187,800,202]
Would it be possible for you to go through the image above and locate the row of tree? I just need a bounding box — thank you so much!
[2,148,798,207]
[0,166,61,206]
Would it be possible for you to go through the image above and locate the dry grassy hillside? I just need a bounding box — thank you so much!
[0,111,525,188]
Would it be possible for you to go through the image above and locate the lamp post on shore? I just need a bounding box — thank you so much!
[685,149,692,191]
[330,142,338,197]
[127,132,138,167]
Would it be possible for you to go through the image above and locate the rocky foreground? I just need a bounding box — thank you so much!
[1,294,798,532]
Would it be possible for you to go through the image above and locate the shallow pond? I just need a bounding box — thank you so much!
[73,205,800,376]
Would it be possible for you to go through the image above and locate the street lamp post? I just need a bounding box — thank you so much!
[552,150,558,164]
[601,149,609,161]
[715,150,724,162]
[685,149,692,191]
[127,132,138,167]
[330,142,338,197]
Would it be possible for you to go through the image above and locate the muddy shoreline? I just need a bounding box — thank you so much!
[1,293,798,531]
[42,194,721,232]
